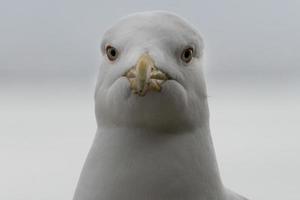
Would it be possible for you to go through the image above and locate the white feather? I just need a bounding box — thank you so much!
[73,11,248,200]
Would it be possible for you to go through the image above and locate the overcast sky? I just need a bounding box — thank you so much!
[1,0,299,83]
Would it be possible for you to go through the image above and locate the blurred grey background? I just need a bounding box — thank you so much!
[1,0,299,199]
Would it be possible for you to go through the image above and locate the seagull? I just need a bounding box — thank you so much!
[73,11,248,200]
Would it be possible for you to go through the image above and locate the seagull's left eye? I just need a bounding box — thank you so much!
[106,45,119,61]
[181,47,194,63]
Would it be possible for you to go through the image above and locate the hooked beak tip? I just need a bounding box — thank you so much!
[124,54,169,96]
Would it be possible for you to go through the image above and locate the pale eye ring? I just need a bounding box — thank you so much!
[106,45,118,61]
[181,47,194,63]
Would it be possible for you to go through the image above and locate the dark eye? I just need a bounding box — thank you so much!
[181,47,194,63]
[106,45,118,61]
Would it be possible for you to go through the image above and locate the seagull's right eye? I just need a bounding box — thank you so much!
[181,47,194,64]
[106,45,119,61]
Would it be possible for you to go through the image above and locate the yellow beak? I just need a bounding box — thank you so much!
[135,54,154,96]
[124,54,169,96]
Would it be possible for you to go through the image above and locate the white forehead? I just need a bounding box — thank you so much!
[101,11,203,54]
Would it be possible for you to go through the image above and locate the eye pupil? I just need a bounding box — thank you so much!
[181,47,193,63]
[184,50,190,58]
[106,45,118,61]
[110,49,116,57]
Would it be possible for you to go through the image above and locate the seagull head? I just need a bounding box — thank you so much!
[95,11,209,131]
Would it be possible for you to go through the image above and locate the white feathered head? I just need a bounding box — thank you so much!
[95,11,209,132]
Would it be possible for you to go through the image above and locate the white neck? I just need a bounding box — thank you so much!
[74,125,225,200]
